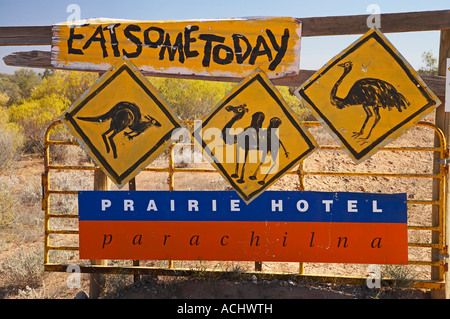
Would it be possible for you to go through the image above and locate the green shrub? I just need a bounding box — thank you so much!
[0,107,24,174]
[0,184,17,227]
[0,247,44,288]
[149,77,234,120]
[8,94,69,152]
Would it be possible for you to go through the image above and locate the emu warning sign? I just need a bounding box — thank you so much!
[295,29,439,163]
[61,57,184,188]
[51,17,302,79]
[78,190,408,265]
[193,69,317,204]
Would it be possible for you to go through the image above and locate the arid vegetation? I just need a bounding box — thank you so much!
[0,50,439,298]
[0,67,311,298]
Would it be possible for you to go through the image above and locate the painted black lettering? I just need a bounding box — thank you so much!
[122,24,143,58]
[132,234,143,245]
[103,24,121,57]
[198,34,225,67]
[212,44,234,65]
[249,231,260,246]
[232,34,252,64]
[144,26,164,48]
[68,26,84,55]
[337,237,349,248]
[221,235,229,246]
[163,234,171,245]
[371,237,382,248]
[266,28,290,71]
[249,35,272,65]
[309,232,315,247]
[159,32,185,63]
[102,234,112,248]
[282,232,288,247]
[184,25,199,58]
[190,235,200,246]
[82,25,108,58]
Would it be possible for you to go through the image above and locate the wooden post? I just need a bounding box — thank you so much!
[129,177,140,283]
[439,29,450,299]
[432,29,450,299]
[89,170,110,299]
[88,72,109,299]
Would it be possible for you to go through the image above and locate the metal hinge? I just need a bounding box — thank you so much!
[436,158,450,165]
[438,246,449,260]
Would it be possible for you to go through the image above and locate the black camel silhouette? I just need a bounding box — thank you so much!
[249,117,289,185]
[330,61,410,144]
[77,101,161,159]
[221,104,248,144]
[232,111,265,184]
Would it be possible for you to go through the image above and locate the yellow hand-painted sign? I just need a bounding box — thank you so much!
[51,17,301,79]
[193,69,317,203]
[61,56,184,187]
[295,29,439,163]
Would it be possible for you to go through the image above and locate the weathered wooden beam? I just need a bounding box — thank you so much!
[1,50,315,86]
[3,50,446,95]
[301,10,450,37]
[3,50,50,68]
[0,10,449,47]
[0,26,52,46]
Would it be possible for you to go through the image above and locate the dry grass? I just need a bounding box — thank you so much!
[0,113,440,299]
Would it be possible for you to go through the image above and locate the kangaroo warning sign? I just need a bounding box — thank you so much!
[193,69,317,204]
[61,56,184,187]
[51,17,302,79]
[295,29,439,163]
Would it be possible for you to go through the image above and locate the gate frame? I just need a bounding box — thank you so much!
[41,119,448,293]
[0,9,448,297]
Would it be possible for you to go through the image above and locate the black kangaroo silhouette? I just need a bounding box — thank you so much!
[330,61,410,144]
[77,101,161,159]
[249,117,289,185]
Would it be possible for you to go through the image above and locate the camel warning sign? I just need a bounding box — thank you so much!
[193,69,317,203]
[61,56,184,187]
[295,29,439,163]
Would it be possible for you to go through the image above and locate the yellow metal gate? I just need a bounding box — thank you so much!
[42,119,448,290]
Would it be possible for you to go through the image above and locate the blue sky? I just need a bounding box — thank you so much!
[0,0,448,74]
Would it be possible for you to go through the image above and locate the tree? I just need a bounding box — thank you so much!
[8,94,70,152]
[6,69,97,153]
[418,50,438,76]
[0,69,42,106]
[149,77,234,121]
[0,106,24,174]
[148,77,309,121]
[31,70,97,103]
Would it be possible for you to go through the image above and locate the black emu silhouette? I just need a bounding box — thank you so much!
[331,61,410,144]
[77,101,161,159]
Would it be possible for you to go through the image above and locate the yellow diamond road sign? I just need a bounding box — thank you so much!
[62,57,184,187]
[295,29,439,164]
[193,68,317,203]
